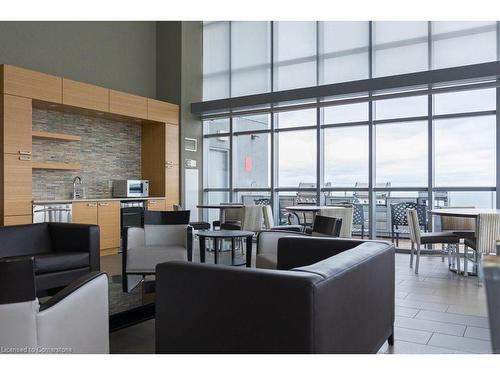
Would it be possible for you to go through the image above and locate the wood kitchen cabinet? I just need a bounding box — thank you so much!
[3,153,32,217]
[109,90,148,119]
[1,65,62,103]
[62,79,109,112]
[1,94,32,155]
[72,201,120,255]
[147,99,179,124]
[147,199,167,211]
[97,201,120,253]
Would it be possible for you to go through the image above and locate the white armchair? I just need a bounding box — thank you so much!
[122,220,193,292]
[255,230,309,269]
[0,258,109,354]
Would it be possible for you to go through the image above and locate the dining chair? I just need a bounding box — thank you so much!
[463,213,500,278]
[406,208,460,275]
[319,206,353,238]
[311,215,343,237]
[439,206,475,266]
[391,202,427,247]
[262,205,303,232]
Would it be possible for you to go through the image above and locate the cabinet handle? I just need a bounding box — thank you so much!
[87,203,97,207]
[98,202,109,206]
[166,165,174,169]
[19,155,32,161]
[166,161,174,165]
[19,151,32,156]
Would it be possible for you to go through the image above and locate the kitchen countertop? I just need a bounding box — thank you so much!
[33,197,166,205]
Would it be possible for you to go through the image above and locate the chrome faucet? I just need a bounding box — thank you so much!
[73,176,83,199]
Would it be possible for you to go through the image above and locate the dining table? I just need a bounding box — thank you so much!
[430,208,500,276]
[285,205,351,229]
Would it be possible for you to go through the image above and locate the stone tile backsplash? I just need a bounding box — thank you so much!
[32,109,141,200]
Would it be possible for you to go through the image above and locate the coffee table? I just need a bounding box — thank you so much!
[197,230,254,267]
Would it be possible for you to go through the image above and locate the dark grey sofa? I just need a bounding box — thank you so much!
[0,223,100,296]
[155,237,395,354]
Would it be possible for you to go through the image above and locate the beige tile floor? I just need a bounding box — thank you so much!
[107,242,492,354]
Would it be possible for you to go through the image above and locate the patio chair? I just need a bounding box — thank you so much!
[391,202,427,247]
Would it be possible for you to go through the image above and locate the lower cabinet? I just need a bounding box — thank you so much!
[3,214,32,226]
[72,200,120,255]
[147,199,167,211]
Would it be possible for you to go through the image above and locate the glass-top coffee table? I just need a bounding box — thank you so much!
[197,230,254,267]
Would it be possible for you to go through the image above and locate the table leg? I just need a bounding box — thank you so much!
[199,236,206,263]
[231,237,235,265]
[246,236,253,268]
[214,237,219,264]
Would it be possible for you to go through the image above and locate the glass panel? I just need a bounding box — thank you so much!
[377,191,429,249]
[434,88,496,115]
[205,192,230,223]
[233,114,270,132]
[373,21,428,77]
[274,21,317,90]
[203,118,230,135]
[322,102,368,124]
[278,130,317,187]
[233,132,270,188]
[203,22,230,100]
[376,121,428,186]
[324,125,368,187]
[432,21,497,69]
[275,108,316,129]
[434,116,496,187]
[434,191,496,209]
[319,21,369,84]
[205,136,230,188]
[375,96,428,120]
[231,21,271,96]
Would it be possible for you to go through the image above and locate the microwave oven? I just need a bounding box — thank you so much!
[112,180,149,198]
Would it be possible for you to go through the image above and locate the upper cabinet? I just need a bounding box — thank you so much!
[62,79,109,112]
[147,99,179,125]
[1,94,32,155]
[1,65,62,103]
[109,90,148,119]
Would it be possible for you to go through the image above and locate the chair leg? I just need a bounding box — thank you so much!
[441,244,445,262]
[463,245,468,277]
[409,241,415,268]
[477,253,483,287]
[396,232,399,248]
[455,243,461,274]
[415,243,421,274]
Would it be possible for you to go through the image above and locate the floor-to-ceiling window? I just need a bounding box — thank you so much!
[201,21,500,239]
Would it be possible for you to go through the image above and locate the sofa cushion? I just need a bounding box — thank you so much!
[291,241,392,280]
[144,225,187,247]
[34,252,90,275]
[127,245,187,273]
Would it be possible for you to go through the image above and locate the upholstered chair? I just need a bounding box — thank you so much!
[406,208,459,274]
[319,206,353,238]
[0,258,109,354]
[262,205,303,232]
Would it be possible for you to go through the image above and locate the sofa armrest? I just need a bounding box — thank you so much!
[37,272,109,353]
[48,223,100,271]
[277,237,378,270]
[186,226,193,262]
[0,257,36,304]
[155,261,322,353]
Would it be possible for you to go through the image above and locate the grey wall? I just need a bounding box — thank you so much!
[0,21,157,97]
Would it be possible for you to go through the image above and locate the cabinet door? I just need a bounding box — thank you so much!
[166,123,179,166]
[97,201,120,250]
[2,95,32,155]
[109,90,147,119]
[3,65,62,103]
[3,215,32,226]
[3,153,32,216]
[62,79,109,112]
[147,199,167,211]
[147,99,179,124]
[72,202,98,224]
[165,164,179,209]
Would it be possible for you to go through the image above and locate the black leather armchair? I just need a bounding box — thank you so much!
[0,223,100,296]
[156,237,395,354]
